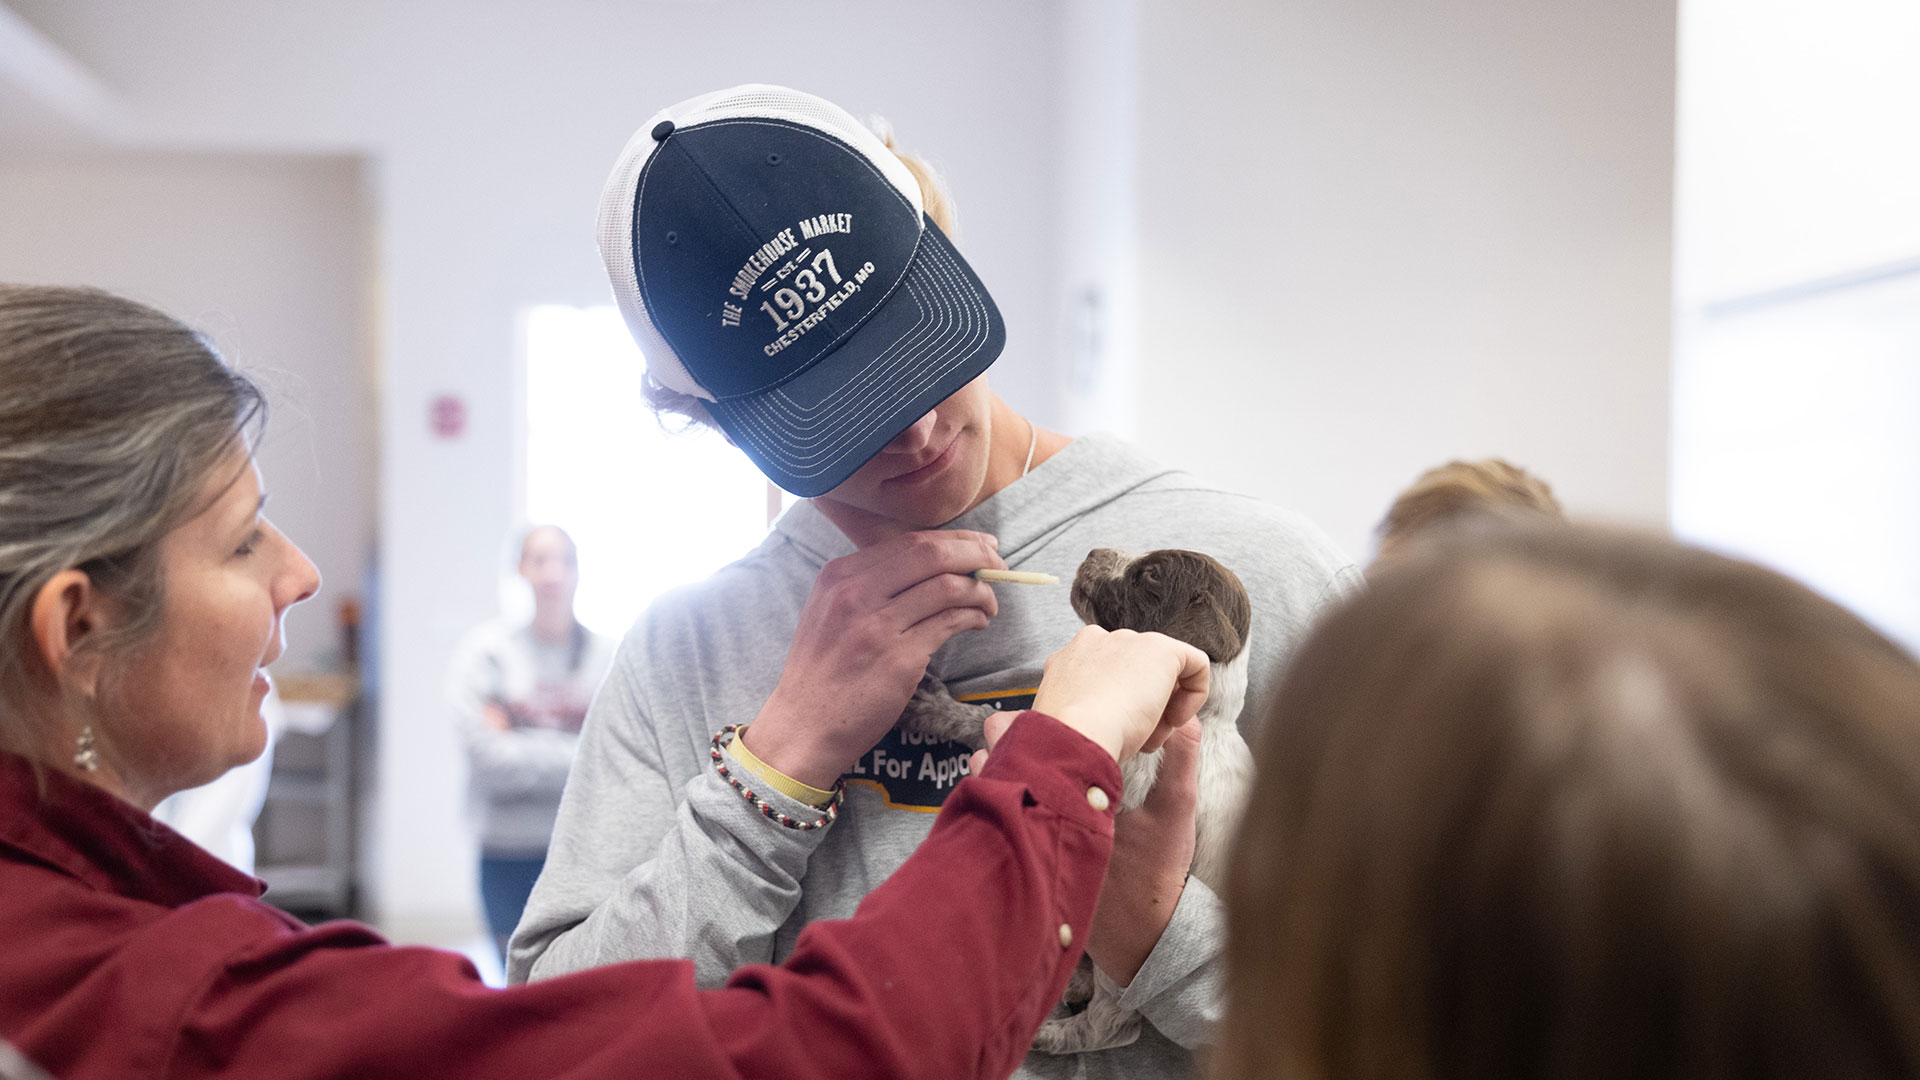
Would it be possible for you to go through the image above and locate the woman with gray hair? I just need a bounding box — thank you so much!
[0,284,1210,1080]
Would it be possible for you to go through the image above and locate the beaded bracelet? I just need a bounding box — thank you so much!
[710,725,844,831]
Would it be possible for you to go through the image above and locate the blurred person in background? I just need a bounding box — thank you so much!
[1373,457,1564,564]
[1219,522,1920,1080]
[447,525,616,963]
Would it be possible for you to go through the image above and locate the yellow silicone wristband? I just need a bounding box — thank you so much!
[727,726,838,808]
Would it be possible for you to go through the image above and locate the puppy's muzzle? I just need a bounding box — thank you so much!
[1071,547,1134,628]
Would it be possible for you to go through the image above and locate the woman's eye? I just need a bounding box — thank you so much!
[235,529,264,557]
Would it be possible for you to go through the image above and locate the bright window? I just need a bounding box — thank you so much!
[522,305,781,636]
[1672,277,1920,651]
[1673,0,1920,652]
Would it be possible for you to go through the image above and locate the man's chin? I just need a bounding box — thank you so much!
[816,471,985,537]
[902,489,982,529]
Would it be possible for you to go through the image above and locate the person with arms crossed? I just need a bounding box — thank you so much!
[512,85,1359,1077]
[448,525,616,963]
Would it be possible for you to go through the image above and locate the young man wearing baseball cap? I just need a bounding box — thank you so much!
[512,85,1358,1076]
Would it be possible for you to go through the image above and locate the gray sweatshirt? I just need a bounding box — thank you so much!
[512,434,1358,1078]
[447,619,617,855]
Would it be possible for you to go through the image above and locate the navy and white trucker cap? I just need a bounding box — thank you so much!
[598,84,1006,497]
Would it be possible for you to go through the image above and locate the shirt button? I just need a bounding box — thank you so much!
[1058,923,1074,948]
[1086,786,1110,812]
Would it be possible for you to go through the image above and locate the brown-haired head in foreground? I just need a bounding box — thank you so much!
[1374,458,1564,563]
[1219,523,1920,1080]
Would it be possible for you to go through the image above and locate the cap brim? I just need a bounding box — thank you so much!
[706,219,1005,497]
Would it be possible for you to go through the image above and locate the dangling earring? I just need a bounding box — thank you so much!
[73,724,100,772]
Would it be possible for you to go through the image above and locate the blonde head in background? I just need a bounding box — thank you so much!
[1374,457,1564,563]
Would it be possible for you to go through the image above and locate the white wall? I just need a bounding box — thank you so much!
[4,0,1683,938]
[1130,0,1678,559]
[0,151,375,673]
[1055,0,1142,438]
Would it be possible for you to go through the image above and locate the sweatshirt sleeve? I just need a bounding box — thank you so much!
[1103,875,1226,1049]
[161,713,1118,1080]
[507,632,837,986]
[465,728,579,798]
[701,713,1120,1079]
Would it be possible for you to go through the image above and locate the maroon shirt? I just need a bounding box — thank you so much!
[0,712,1118,1080]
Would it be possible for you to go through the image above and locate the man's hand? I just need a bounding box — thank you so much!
[743,530,1005,789]
[1085,719,1201,985]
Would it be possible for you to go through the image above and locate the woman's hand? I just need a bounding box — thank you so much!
[1032,626,1210,762]
[965,711,1020,776]
[744,530,1005,790]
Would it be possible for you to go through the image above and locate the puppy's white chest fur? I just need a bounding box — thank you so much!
[1114,641,1254,891]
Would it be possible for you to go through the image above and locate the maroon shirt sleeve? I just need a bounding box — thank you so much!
[159,711,1118,1080]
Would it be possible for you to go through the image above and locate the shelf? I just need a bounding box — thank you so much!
[254,671,360,921]
[258,863,351,908]
[262,774,331,804]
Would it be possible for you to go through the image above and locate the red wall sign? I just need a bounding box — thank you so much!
[429,394,466,440]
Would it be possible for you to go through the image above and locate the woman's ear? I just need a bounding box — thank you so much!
[29,569,108,697]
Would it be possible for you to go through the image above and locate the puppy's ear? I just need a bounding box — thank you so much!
[1152,550,1252,662]
[1213,564,1252,660]
[1134,559,1166,605]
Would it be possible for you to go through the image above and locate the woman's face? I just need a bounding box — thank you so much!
[99,445,320,807]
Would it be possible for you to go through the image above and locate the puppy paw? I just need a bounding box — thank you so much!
[1031,1016,1084,1056]
[1061,960,1095,1004]
[895,672,991,749]
[1031,984,1144,1055]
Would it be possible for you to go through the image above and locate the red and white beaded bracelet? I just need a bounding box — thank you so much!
[709,724,844,831]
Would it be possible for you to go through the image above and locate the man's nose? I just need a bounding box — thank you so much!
[883,410,938,454]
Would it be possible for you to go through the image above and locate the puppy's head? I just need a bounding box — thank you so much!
[1070,548,1252,663]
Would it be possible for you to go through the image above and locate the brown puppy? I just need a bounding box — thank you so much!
[1025,548,1257,1055]
[893,548,1256,1051]
[1070,547,1251,663]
